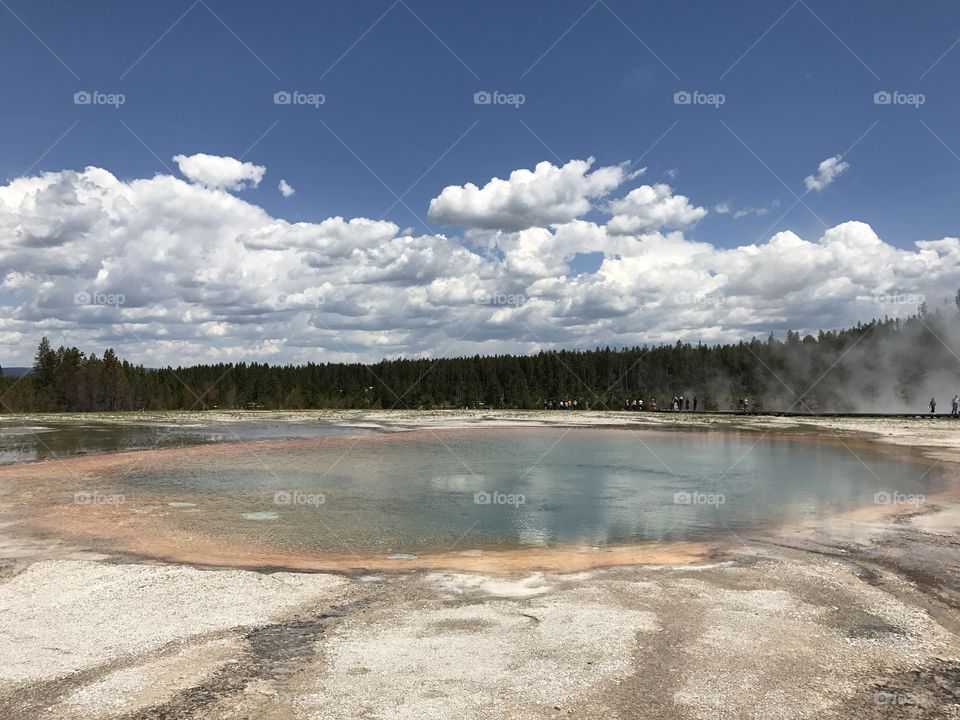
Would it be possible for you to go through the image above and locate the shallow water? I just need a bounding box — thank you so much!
[0,417,372,464]
[16,426,937,556]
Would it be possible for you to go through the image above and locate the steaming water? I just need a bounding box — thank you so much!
[76,427,937,552]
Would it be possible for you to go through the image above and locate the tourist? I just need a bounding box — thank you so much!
[930,397,937,415]
[685,398,690,411]
[953,395,959,417]
[693,396,698,412]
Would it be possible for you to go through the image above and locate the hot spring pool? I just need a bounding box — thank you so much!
[6,426,939,565]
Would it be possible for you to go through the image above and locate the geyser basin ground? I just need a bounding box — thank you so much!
[0,420,947,572]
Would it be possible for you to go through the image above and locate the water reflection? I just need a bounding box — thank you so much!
[61,427,938,552]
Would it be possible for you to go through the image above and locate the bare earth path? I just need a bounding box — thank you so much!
[0,411,958,719]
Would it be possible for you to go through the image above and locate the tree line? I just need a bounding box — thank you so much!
[2,310,959,413]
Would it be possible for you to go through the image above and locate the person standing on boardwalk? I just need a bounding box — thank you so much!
[930,397,937,415]
[693,396,698,412]
[952,395,959,417]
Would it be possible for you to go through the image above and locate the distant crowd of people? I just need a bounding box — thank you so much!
[536,395,771,413]
[623,395,699,412]
[541,394,960,415]
[540,396,707,411]
[543,399,580,409]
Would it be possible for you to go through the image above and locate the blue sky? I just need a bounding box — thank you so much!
[1,1,959,365]
[3,0,957,246]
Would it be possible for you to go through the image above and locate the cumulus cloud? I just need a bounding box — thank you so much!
[606,184,707,235]
[278,179,295,197]
[804,155,849,192]
[428,158,628,231]
[172,153,266,191]
[0,156,955,367]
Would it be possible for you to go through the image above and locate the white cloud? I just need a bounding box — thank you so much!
[278,179,295,197]
[606,184,707,235]
[804,155,849,192]
[733,208,764,219]
[172,153,266,191]
[0,157,955,367]
[715,198,781,220]
[428,158,628,231]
